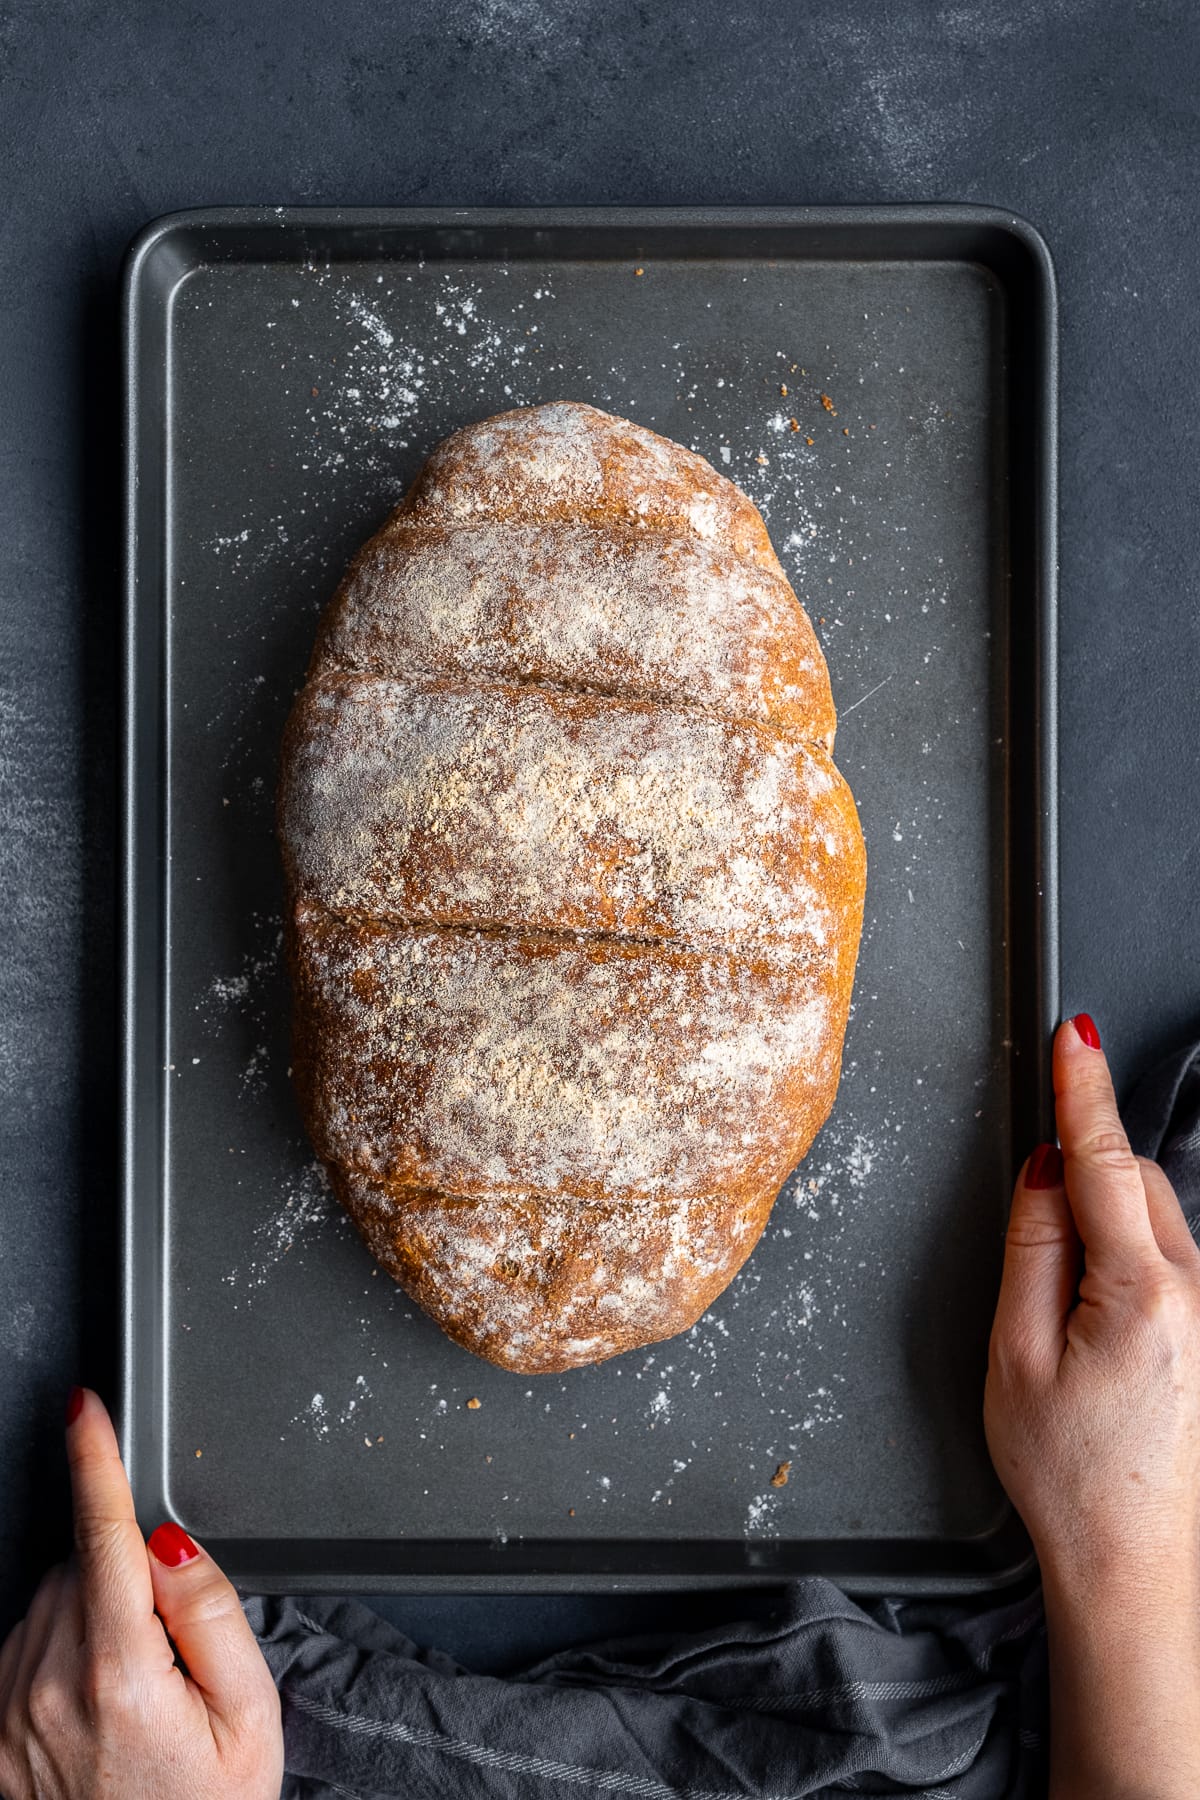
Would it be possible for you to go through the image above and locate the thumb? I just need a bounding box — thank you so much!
[146,1522,278,1739]
[991,1143,1081,1375]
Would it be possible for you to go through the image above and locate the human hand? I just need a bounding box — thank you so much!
[0,1386,283,1800]
[985,1012,1200,1798]
[986,1011,1200,1591]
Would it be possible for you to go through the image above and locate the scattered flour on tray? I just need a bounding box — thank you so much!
[289,1374,375,1441]
[303,277,541,472]
[222,1161,346,1295]
[646,1387,672,1426]
[337,1373,373,1423]
[745,1490,785,1537]
[294,1392,329,1439]
[195,916,283,1095]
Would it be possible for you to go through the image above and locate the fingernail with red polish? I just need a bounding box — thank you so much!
[1026,1142,1065,1188]
[148,1521,200,1567]
[1072,1012,1102,1049]
[66,1386,85,1425]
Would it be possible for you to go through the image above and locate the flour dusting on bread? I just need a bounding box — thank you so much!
[278,401,866,1371]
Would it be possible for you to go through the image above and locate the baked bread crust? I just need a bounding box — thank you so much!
[278,401,866,1372]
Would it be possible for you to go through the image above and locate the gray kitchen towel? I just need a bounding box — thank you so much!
[244,1030,1200,1800]
[1124,1033,1200,1217]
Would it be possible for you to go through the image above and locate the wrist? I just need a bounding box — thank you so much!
[1041,1555,1200,1800]
[1040,1541,1200,1640]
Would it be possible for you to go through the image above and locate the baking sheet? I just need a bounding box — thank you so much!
[123,207,1058,1592]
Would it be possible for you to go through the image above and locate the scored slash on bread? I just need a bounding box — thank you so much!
[281,674,859,947]
[278,401,867,1372]
[309,520,836,747]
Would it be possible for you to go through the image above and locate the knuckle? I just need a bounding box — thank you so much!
[26,1670,72,1735]
[212,1672,279,1757]
[72,1512,129,1559]
[1140,1271,1190,1333]
[1072,1124,1138,1171]
[241,1675,282,1735]
[988,1322,1043,1383]
[81,1648,134,1717]
[1005,1218,1073,1253]
[178,1575,241,1630]
[1117,1271,1197,1371]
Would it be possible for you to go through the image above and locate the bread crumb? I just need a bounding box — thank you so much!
[789,417,800,431]
[770,1460,792,1487]
[820,393,836,414]
[194,1449,202,1458]
[634,267,644,277]
[779,384,788,396]
[842,427,849,437]
[466,1396,481,1410]
[568,1507,576,1516]
[805,436,814,445]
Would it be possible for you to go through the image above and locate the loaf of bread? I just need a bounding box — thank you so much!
[278,401,866,1373]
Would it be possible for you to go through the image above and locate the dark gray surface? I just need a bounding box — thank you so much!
[2,0,1198,1645]
[126,212,1048,1590]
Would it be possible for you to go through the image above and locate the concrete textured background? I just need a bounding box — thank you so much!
[2,0,1198,1656]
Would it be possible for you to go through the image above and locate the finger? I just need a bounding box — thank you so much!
[41,1554,86,1658]
[1053,1016,1161,1266]
[0,1555,86,1720]
[1137,1155,1200,1268]
[0,1618,25,1720]
[4,1564,68,1716]
[0,1656,23,1800]
[66,1387,157,1658]
[991,1143,1081,1373]
[146,1522,279,1741]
